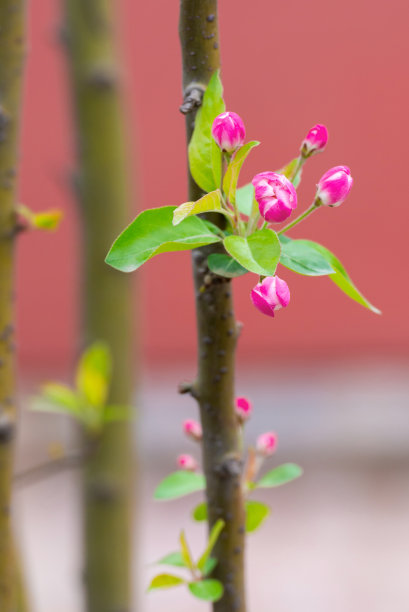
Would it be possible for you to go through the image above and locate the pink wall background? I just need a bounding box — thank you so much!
[16,1,409,369]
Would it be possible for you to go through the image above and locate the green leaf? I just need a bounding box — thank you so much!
[257,463,303,488]
[307,241,381,314]
[154,471,206,500]
[189,579,224,602]
[156,551,187,568]
[224,228,281,276]
[148,574,185,591]
[211,139,222,189]
[103,404,132,424]
[76,342,111,408]
[192,502,208,521]
[236,183,255,216]
[33,383,79,416]
[106,206,221,273]
[223,141,260,204]
[197,519,225,572]
[188,71,225,193]
[280,237,381,314]
[277,157,303,188]
[207,254,248,278]
[280,239,335,276]
[173,190,224,226]
[180,531,195,572]
[203,557,218,576]
[245,500,270,532]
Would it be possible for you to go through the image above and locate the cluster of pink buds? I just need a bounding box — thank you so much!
[252,172,297,223]
[183,419,202,442]
[177,454,198,471]
[235,396,252,423]
[211,111,245,154]
[256,431,278,456]
[251,276,290,318]
[315,166,353,207]
[211,114,354,320]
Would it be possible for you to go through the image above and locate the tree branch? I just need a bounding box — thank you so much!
[179,3,247,611]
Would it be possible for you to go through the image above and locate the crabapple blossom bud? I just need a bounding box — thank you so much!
[235,397,252,423]
[256,431,278,456]
[316,165,353,207]
[211,111,246,153]
[177,454,198,471]
[252,172,297,223]
[183,419,202,442]
[250,276,290,318]
[300,123,328,157]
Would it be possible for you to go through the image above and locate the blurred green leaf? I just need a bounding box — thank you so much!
[245,500,270,532]
[223,141,260,204]
[106,206,221,273]
[33,383,79,416]
[207,254,248,278]
[180,531,195,573]
[203,557,218,576]
[192,502,208,521]
[224,228,281,276]
[257,463,303,488]
[148,574,185,591]
[197,519,225,572]
[154,471,206,500]
[76,342,111,408]
[173,190,224,226]
[188,71,225,193]
[188,579,224,602]
[156,551,187,568]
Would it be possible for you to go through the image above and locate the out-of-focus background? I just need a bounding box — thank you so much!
[14,1,409,611]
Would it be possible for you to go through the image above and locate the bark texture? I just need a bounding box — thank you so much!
[64,3,134,611]
[179,3,246,611]
[0,1,26,610]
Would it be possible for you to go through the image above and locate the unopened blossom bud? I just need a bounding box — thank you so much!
[256,431,278,456]
[211,111,246,153]
[183,419,202,442]
[177,454,198,471]
[300,123,328,157]
[316,165,353,207]
[235,397,252,423]
[250,276,290,318]
[252,172,297,223]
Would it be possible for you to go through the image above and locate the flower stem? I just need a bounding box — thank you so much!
[278,201,319,235]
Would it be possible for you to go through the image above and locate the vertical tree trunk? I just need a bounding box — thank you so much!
[179,3,246,612]
[63,3,134,612]
[0,2,26,610]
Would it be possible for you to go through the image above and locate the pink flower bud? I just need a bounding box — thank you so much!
[183,419,203,442]
[256,431,278,456]
[316,166,353,207]
[301,123,328,157]
[211,111,246,153]
[177,454,198,471]
[235,397,252,423]
[250,276,290,318]
[252,172,297,223]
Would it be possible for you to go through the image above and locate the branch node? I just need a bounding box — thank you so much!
[178,380,199,399]
[179,85,205,114]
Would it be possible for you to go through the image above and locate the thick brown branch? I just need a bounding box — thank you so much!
[179,2,246,611]
[0,3,27,610]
